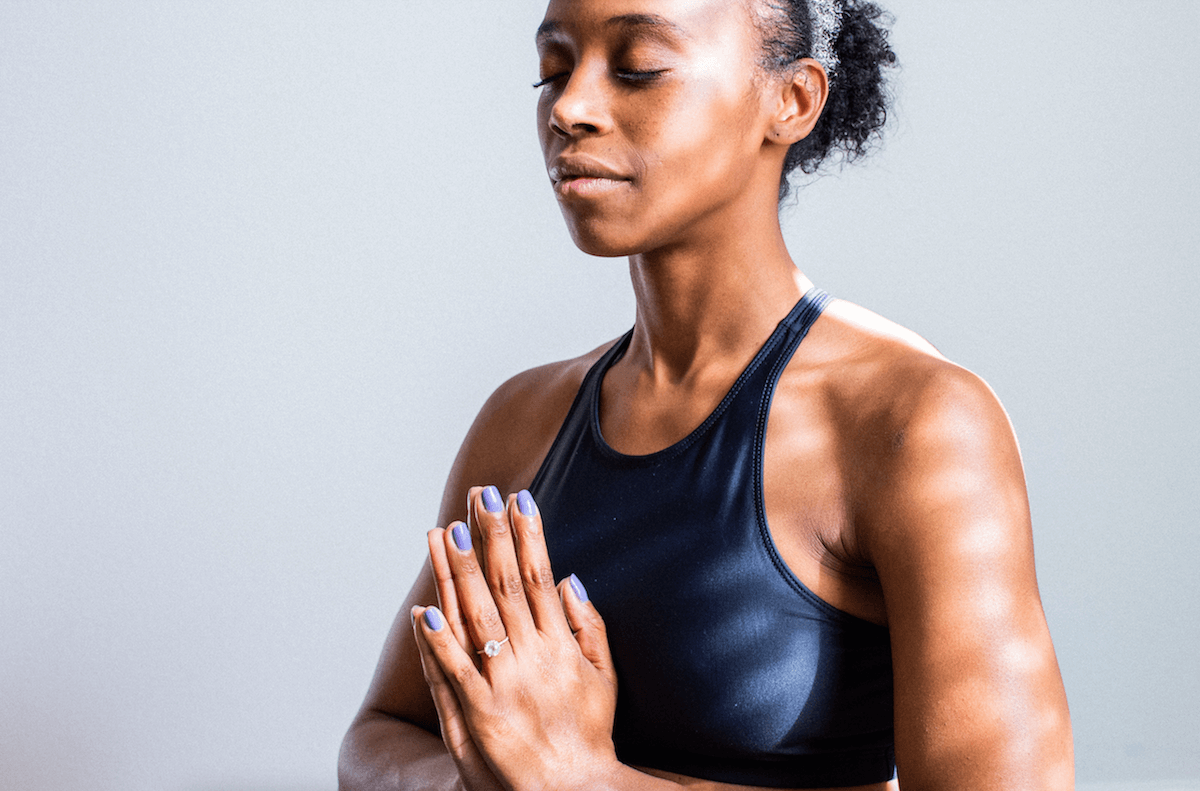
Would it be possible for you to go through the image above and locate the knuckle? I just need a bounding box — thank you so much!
[445,734,470,760]
[483,517,511,540]
[516,514,543,537]
[522,563,557,593]
[585,607,608,634]
[493,570,526,602]
[451,662,476,688]
[431,563,454,585]
[472,606,504,635]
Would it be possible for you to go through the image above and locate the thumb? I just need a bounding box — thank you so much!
[561,574,615,683]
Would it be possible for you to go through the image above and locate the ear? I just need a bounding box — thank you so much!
[766,59,829,146]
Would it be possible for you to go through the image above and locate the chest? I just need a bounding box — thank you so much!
[598,360,887,625]
[530,422,894,773]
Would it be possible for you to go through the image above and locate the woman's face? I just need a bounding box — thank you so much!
[536,0,779,257]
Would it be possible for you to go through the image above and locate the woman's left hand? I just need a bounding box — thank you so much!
[413,486,620,791]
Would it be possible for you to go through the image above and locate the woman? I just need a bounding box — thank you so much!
[339,0,1074,788]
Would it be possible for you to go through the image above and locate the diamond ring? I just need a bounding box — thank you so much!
[476,636,510,657]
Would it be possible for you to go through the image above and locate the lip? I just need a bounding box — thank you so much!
[549,155,631,198]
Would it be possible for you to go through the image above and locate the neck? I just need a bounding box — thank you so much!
[625,211,812,380]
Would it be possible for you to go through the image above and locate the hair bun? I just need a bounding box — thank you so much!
[776,0,897,199]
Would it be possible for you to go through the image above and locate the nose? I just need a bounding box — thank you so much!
[547,65,610,138]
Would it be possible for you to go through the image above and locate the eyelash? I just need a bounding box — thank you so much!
[617,69,667,85]
[532,69,668,89]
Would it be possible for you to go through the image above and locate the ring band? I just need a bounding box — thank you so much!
[476,637,510,657]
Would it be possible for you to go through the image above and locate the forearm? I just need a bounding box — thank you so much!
[338,711,462,791]
[585,763,690,791]
[337,711,685,791]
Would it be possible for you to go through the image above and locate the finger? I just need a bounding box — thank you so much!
[561,574,617,685]
[471,485,536,640]
[464,486,487,575]
[414,604,490,707]
[510,489,570,637]
[411,606,476,754]
[413,606,505,783]
[442,507,527,655]
[412,607,505,790]
[428,528,471,651]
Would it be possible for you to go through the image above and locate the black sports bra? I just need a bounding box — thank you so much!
[530,289,895,788]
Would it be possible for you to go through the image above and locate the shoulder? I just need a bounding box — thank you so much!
[797,298,1026,549]
[805,298,1016,465]
[435,337,621,524]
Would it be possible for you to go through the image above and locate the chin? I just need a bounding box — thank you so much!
[561,215,644,259]
[569,233,638,258]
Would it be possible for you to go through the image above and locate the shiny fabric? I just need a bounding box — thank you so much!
[530,289,895,788]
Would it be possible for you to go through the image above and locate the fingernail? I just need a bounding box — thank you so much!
[482,485,503,513]
[568,573,589,604]
[451,522,472,552]
[423,607,444,631]
[517,489,536,517]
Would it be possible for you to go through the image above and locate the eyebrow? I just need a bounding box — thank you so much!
[606,13,690,38]
[536,13,691,44]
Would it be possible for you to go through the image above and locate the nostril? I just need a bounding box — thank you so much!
[548,83,607,137]
[550,113,601,138]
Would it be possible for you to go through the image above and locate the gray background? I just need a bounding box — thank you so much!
[2,1,1197,789]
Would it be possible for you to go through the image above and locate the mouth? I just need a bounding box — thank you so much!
[549,156,631,199]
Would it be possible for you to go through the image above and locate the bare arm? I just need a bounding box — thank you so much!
[338,351,611,791]
[860,366,1073,790]
[339,562,469,791]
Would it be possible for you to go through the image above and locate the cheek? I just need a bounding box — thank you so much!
[640,83,761,194]
[648,35,763,168]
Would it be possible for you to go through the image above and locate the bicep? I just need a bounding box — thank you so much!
[864,373,1072,790]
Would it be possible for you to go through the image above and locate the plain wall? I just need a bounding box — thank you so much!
[2,1,1197,789]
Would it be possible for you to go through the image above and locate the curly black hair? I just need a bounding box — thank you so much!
[757,0,897,199]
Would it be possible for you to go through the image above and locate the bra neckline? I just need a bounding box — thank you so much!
[587,290,821,465]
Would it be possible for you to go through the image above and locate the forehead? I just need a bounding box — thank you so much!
[537,0,753,45]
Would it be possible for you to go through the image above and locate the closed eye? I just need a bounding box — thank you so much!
[616,69,668,85]
[534,68,670,89]
[532,73,568,89]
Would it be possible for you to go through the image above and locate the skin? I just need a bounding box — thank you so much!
[338,0,1075,789]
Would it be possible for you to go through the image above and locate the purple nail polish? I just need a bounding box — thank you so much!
[451,522,472,552]
[423,607,444,631]
[569,573,589,604]
[482,485,503,513]
[517,489,536,517]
